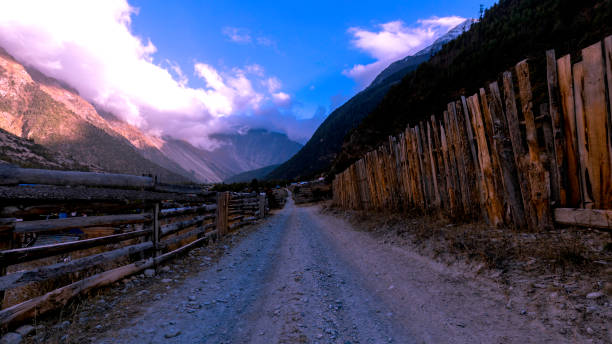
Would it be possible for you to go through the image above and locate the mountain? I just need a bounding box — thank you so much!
[267,20,473,181]
[224,164,280,183]
[211,129,302,172]
[333,0,612,176]
[0,48,302,183]
[369,19,475,88]
[0,48,189,182]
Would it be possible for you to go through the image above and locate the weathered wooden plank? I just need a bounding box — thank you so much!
[573,62,595,209]
[467,94,504,226]
[448,102,470,216]
[581,42,612,209]
[605,36,612,184]
[160,205,216,218]
[160,215,212,237]
[427,122,441,207]
[546,49,566,206]
[515,60,553,230]
[0,166,154,189]
[557,54,581,207]
[431,116,448,210]
[439,122,456,216]
[14,213,152,234]
[503,70,538,229]
[540,103,560,208]
[0,241,153,291]
[488,82,526,228]
[0,229,152,266]
[554,208,612,229]
[0,185,209,203]
[480,87,507,222]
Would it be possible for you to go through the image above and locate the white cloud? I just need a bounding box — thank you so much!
[344,16,465,89]
[0,0,303,148]
[222,27,251,43]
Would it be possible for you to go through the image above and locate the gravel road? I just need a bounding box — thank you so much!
[98,197,569,344]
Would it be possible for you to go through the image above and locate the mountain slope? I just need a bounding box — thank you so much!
[268,20,472,181]
[0,50,192,182]
[333,0,612,175]
[224,164,280,183]
[0,128,86,170]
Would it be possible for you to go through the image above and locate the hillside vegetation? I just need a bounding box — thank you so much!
[332,0,612,175]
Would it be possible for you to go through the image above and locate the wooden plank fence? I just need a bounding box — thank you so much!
[0,166,267,327]
[333,35,612,231]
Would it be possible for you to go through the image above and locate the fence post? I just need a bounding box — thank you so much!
[258,193,266,218]
[216,192,229,236]
[153,202,160,258]
[0,219,15,310]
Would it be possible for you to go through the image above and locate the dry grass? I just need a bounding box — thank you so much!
[328,205,611,279]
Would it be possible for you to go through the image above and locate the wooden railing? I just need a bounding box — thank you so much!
[0,166,267,327]
[333,35,612,231]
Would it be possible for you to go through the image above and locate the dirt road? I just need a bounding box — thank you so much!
[98,198,569,344]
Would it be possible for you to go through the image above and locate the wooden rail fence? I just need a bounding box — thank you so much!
[0,166,267,327]
[333,35,612,231]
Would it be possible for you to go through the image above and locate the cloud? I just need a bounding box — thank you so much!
[0,0,305,148]
[222,27,251,43]
[222,27,276,48]
[344,16,465,89]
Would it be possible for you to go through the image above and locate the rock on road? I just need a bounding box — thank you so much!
[99,198,567,344]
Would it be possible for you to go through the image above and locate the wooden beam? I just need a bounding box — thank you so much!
[0,166,153,189]
[573,62,594,208]
[0,229,151,266]
[160,215,211,237]
[554,208,612,229]
[581,42,612,209]
[467,94,503,226]
[14,213,152,233]
[0,242,153,291]
[160,205,216,218]
[0,185,210,203]
[515,60,553,230]
[557,54,581,207]
[546,49,566,206]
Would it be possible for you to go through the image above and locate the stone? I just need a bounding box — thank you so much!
[161,278,173,283]
[586,292,604,299]
[189,295,196,301]
[53,321,70,330]
[15,325,35,337]
[161,266,171,273]
[144,269,155,278]
[164,329,181,338]
[0,332,22,344]
[586,327,594,335]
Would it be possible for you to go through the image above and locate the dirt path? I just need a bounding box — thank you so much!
[97,198,570,344]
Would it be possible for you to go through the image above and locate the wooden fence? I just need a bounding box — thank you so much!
[333,35,612,231]
[0,166,267,327]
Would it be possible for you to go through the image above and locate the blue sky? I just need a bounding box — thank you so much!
[131,0,495,120]
[0,0,496,146]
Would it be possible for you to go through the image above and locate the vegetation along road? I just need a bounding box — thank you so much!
[97,198,568,344]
